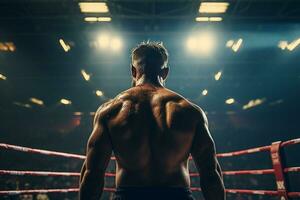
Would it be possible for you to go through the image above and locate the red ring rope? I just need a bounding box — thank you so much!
[0,170,116,177]
[1,188,299,197]
[1,138,299,160]
[1,138,300,198]
[0,168,284,177]
[0,143,85,160]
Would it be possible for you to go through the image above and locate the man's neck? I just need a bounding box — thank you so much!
[135,75,164,87]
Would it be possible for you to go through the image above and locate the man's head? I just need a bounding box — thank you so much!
[131,41,169,86]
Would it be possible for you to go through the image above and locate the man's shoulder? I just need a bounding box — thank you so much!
[162,88,206,121]
[95,89,136,118]
[95,98,122,120]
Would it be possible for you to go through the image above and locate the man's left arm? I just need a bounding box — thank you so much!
[79,110,112,200]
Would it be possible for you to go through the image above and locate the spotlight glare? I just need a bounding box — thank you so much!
[98,34,110,49]
[187,37,198,51]
[110,37,122,51]
[186,32,216,55]
[202,89,208,96]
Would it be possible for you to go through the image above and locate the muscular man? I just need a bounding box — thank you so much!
[79,42,225,200]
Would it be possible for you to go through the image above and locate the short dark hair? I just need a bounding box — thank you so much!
[131,41,169,76]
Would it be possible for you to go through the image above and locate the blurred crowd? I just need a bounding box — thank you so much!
[0,115,299,200]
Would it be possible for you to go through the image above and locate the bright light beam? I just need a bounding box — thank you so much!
[110,37,122,51]
[186,32,216,56]
[98,34,110,49]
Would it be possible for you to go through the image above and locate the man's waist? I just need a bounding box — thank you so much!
[115,186,192,194]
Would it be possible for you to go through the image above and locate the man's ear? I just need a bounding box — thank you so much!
[131,65,137,78]
[161,67,169,80]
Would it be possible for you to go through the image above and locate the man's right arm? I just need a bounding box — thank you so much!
[191,109,225,200]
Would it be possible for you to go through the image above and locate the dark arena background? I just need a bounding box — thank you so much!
[0,0,300,200]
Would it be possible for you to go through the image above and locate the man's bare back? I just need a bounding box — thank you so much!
[79,41,225,200]
[105,85,197,187]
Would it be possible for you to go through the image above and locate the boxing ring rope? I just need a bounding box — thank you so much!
[0,138,300,199]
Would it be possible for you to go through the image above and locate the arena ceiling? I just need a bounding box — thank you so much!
[0,0,299,134]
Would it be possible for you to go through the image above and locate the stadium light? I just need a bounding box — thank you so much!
[195,17,223,22]
[0,42,16,52]
[60,99,72,105]
[278,41,288,50]
[232,39,243,52]
[243,98,265,110]
[186,32,216,55]
[79,2,109,13]
[84,17,98,22]
[81,69,91,81]
[98,17,112,22]
[226,40,234,47]
[30,98,44,106]
[202,89,208,96]
[84,17,112,22]
[287,38,300,51]
[96,90,104,97]
[74,112,83,116]
[225,98,235,104]
[59,39,71,52]
[14,102,31,108]
[226,39,243,52]
[214,71,222,81]
[199,2,229,13]
[0,73,7,80]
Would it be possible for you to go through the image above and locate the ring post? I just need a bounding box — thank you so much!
[270,141,289,200]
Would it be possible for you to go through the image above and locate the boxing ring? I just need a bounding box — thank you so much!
[0,138,299,199]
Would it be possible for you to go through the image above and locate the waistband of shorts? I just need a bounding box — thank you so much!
[115,186,192,193]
